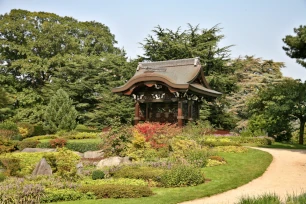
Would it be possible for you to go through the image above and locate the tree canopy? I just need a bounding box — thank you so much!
[0,9,134,127]
[247,79,306,144]
[283,25,306,68]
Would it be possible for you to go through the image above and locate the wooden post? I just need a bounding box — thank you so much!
[177,101,183,127]
[145,103,149,121]
[134,101,140,125]
[188,100,194,122]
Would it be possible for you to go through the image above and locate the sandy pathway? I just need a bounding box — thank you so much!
[181,148,306,204]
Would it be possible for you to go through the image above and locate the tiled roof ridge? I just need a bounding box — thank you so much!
[138,57,200,69]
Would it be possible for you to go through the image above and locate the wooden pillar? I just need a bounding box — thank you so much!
[134,101,140,125]
[145,103,149,121]
[188,100,194,122]
[177,100,183,127]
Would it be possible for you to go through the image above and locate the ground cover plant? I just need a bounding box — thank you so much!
[237,192,306,204]
[48,148,272,204]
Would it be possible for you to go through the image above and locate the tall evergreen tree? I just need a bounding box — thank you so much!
[141,24,238,129]
[44,89,78,133]
[283,25,306,68]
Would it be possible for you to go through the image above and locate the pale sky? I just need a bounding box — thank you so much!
[1,0,306,81]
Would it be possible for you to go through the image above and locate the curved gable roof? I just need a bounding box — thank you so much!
[112,58,222,97]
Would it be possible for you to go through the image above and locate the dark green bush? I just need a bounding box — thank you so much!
[75,124,100,133]
[79,184,153,198]
[0,172,6,182]
[92,170,105,180]
[17,140,40,150]
[32,124,47,136]
[41,189,94,203]
[64,132,99,140]
[112,166,165,181]
[160,165,204,187]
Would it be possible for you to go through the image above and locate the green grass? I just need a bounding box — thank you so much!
[258,142,306,150]
[56,148,272,204]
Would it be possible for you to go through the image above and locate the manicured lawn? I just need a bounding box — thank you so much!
[56,148,272,204]
[259,142,306,150]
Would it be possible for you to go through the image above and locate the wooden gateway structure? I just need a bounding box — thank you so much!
[112,58,222,127]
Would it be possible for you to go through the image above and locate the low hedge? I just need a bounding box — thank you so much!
[41,189,94,203]
[112,166,165,181]
[79,184,153,198]
[37,139,101,153]
[17,140,40,150]
[200,136,273,147]
[65,140,100,153]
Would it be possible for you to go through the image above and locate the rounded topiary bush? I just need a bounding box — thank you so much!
[160,165,204,187]
[92,170,105,180]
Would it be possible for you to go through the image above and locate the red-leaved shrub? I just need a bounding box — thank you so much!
[49,138,67,148]
[134,123,181,149]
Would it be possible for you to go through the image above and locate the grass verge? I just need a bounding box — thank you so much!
[56,148,272,204]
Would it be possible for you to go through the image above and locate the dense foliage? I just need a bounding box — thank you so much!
[283,25,306,68]
[248,79,306,143]
[0,9,134,127]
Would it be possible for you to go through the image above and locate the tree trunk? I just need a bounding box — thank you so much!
[299,119,305,145]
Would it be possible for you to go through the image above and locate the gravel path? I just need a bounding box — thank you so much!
[181,148,306,204]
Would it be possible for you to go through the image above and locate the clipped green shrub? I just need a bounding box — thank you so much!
[17,140,40,150]
[160,165,204,187]
[215,146,248,153]
[41,189,94,203]
[79,184,153,198]
[63,132,99,140]
[75,124,100,133]
[199,136,273,147]
[200,136,239,147]
[37,140,52,148]
[206,159,227,167]
[24,135,58,141]
[92,170,105,180]
[0,172,6,182]
[81,178,148,186]
[112,166,165,181]
[65,140,100,153]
